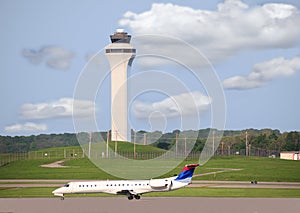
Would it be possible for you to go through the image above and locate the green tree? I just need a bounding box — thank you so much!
[284,131,300,151]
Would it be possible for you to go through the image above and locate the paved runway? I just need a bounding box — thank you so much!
[1,197,299,213]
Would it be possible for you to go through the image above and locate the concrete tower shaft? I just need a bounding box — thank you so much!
[105,30,135,141]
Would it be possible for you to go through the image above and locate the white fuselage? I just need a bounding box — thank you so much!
[52,177,188,198]
[52,163,199,200]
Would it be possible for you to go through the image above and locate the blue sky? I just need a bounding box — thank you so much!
[1,0,300,136]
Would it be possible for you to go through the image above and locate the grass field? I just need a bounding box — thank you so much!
[1,187,299,198]
[108,141,165,153]
[0,158,116,180]
[0,156,299,182]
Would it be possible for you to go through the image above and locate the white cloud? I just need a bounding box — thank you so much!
[20,98,96,120]
[119,1,300,65]
[22,46,75,70]
[223,56,300,90]
[5,122,47,133]
[132,91,211,119]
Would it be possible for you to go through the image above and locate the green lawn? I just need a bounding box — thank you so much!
[109,141,165,153]
[1,187,299,198]
[0,187,57,198]
[0,156,299,182]
[0,158,116,180]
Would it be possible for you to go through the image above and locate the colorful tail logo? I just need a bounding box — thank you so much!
[175,164,199,183]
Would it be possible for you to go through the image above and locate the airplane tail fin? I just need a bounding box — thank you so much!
[174,164,199,183]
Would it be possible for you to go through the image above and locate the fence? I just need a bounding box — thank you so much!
[0,152,28,166]
[0,147,84,166]
[28,147,85,159]
[0,145,280,167]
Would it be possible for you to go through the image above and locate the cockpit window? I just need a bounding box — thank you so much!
[64,184,70,187]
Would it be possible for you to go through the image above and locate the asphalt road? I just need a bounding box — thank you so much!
[1,197,299,213]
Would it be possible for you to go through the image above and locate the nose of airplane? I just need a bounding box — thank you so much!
[52,187,63,195]
[52,187,65,199]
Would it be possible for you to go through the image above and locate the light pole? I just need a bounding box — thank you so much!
[246,131,248,156]
[88,132,92,158]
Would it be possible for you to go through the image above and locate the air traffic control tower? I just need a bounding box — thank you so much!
[105,29,136,141]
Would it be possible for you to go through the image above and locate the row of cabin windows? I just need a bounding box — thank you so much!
[78,183,150,188]
[79,184,97,188]
[105,183,149,187]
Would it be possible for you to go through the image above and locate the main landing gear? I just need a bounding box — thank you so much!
[127,194,141,200]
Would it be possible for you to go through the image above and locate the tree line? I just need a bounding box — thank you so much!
[151,129,299,153]
[0,129,299,153]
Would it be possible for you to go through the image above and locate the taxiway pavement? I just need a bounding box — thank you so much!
[1,197,299,213]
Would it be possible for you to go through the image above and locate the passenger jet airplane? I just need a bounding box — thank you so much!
[52,164,199,200]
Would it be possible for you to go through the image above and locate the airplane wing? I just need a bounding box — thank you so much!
[116,189,149,195]
[116,189,145,200]
[116,190,137,195]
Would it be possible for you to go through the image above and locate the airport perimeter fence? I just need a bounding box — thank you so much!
[0,145,279,166]
[0,147,84,166]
